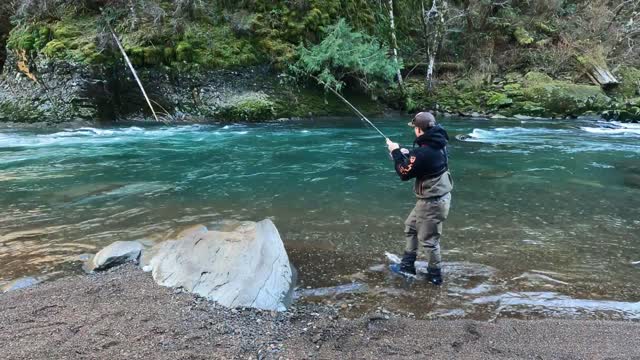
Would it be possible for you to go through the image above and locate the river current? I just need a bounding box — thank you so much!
[1,117,639,320]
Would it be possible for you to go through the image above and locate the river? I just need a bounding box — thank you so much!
[1,117,639,320]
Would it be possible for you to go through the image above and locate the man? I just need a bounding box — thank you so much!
[386,112,453,285]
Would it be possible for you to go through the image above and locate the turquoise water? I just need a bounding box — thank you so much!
[1,117,639,319]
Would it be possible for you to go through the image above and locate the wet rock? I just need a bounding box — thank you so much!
[455,134,474,141]
[147,219,294,311]
[87,241,143,272]
[623,174,640,189]
[2,277,39,292]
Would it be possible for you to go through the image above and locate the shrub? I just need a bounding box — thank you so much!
[291,18,401,94]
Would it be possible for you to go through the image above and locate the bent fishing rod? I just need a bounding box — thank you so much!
[310,75,391,141]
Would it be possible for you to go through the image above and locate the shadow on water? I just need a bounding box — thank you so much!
[1,117,639,319]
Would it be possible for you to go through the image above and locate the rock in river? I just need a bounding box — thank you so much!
[146,220,294,311]
[86,241,144,272]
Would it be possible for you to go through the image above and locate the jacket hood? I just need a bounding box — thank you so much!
[415,125,449,149]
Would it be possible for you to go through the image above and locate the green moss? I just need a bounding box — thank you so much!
[163,47,175,64]
[0,101,45,123]
[521,75,611,116]
[176,41,193,62]
[217,96,276,121]
[127,47,145,66]
[524,71,553,83]
[34,26,51,49]
[52,21,82,39]
[47,17,103,64]
[613,67,640,98]
[42,39,66,57]
[143,46,163,65]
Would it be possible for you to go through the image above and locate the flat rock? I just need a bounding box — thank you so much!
[87,240,143,272]
[147,219,294,311]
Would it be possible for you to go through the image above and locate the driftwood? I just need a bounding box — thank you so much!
[108,24,160,122]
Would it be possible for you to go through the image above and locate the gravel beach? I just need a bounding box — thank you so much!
[1,265,639,360]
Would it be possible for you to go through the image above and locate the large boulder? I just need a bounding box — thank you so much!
[86,240,143,272]
[146,220,294,311]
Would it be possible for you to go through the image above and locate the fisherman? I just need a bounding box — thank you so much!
[386,112,453,285]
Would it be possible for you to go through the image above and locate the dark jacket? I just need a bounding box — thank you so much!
[391,125,453,198]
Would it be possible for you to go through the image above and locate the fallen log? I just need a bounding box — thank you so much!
[576,55,619,88]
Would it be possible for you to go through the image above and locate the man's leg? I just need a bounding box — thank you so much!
[404,205,418,256]
[394,204,418,274]
[416,193,451,284]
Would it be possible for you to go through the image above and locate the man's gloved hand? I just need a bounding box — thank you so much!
[386,138,400,152]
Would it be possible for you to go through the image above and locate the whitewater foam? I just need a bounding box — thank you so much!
[581,127,640,135]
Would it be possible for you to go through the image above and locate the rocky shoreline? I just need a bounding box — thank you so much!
[1,264,639,359]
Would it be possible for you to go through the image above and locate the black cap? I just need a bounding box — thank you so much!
[408,112,436,129]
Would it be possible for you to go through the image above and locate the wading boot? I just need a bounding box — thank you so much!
[390,252,417,276]
[426,267,443,285]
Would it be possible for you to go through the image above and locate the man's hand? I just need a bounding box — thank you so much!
[386,138,400,152]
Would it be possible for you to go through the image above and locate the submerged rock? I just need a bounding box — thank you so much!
[624,174,640,189]
[455,134,475,141]
[294,282,369,299]
[147,219,294,311]
[87,240,143,272]
[2,277,39,293]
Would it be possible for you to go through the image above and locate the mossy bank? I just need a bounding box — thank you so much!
[403,69,640,121]
[0,1,639,123]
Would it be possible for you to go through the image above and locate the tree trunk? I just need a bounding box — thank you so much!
[422,0,447,92]
[388,0,404,90]
[109,25,160,122]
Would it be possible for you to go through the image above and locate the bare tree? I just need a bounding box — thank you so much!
[422,0,447,92]
[388,0,404,89]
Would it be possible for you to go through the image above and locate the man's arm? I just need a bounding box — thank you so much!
[386,139,418,181]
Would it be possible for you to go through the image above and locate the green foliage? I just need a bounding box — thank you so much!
[612,67,640,98]
[4,0,639,121]
[291,19,401,93]
[182,23,259,68]
[514,27,534,46]
[7,24,50,52]
[39,17,105,64]
[487,92,513,107]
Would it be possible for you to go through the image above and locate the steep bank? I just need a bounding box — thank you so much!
[2,265,640,359]
[0,54,383,124]
[1,1,639,123]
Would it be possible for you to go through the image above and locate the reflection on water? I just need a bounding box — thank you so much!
[1,118,639,319]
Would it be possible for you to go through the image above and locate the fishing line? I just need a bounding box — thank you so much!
[310,75,390,140]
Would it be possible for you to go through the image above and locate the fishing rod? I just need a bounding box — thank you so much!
[310,75,390,140]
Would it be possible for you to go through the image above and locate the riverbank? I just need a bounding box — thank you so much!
[1,265,639,359]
